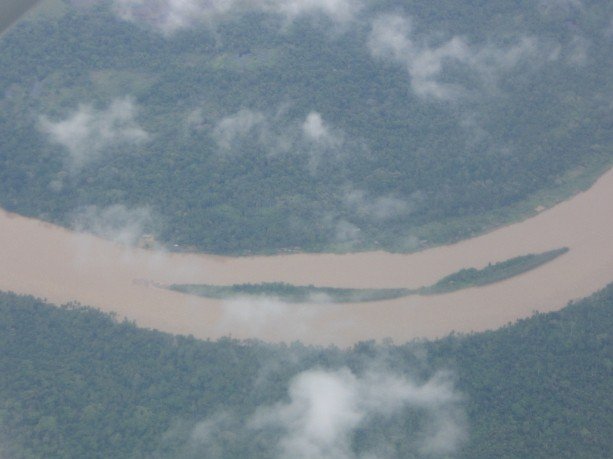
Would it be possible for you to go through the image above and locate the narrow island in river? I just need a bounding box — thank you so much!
[0,168,612,346]
[169,248,569,303]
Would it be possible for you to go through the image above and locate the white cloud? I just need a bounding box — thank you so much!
[251,368,362,459]
[250,367,465,458]
[301,111,345,169]
[71,204,157,247]
[175,355,466,459]
[368,14,413,64]
[216,296,327,338]
[212,108,346,170]
[112,0,361,34]
[334,219,361,244]
[212,107,295,155]
[39,97,148,168]
[368,14,467,99]
[212,109,267,151]
[368,14,546,100]
[302,111,331,143]
[344,188,416,221]
[218,296,290,334]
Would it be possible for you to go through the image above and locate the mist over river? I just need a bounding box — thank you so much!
[1,168,612,346]
[0,0,42,35]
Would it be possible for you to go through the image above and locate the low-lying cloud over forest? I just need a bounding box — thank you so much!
[39,97,149,169]
[2,0,610,255]
[175,362,466,459]
[212,107,347,169]
[112,0,362,33]
[367,14,556,100]
[70,204,158,247]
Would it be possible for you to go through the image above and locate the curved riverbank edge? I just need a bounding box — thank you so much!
[1,167,612,346]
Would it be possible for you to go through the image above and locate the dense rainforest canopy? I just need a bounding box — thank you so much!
[0,0,611,253]
[1,2,611,457]
[0,286,611,458]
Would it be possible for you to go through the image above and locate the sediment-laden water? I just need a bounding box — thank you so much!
[1,168,612,346]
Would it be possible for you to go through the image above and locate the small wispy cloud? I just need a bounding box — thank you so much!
[70,204,158,248]
[333,219,361,246]
[368,14,465,100]
[39,97,149,169]
[302,111,339,146]
[301,111,345,169]
[343,188,419,221]
[212,108,268,151]
[112,0,362,34]
[211,108,346,170]
[216,296,327,338]
[368,14,549,100]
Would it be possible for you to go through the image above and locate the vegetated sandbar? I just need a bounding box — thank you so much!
[169,248,570,303]
[168,282,413,303]
[0,168,612,346]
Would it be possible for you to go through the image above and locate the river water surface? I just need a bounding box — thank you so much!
[1,168,612,346]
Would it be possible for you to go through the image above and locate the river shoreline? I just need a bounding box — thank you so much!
[1,167,612,346]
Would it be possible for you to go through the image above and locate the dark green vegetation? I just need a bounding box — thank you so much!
[170,248,568,302]
[421,247,569,294]
[1,286,611,458]
[170,282,412,303]
[0,0,611,253]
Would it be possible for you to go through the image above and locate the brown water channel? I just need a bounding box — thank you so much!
[1,168,612,346]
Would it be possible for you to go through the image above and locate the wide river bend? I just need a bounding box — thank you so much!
[1,168,612,346]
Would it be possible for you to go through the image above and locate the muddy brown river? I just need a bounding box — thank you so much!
[1,168,612,346]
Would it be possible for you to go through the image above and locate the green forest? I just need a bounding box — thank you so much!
[0,286,611,458]
[0,0,611,253]
[1,1,612,458]
[169,282,412,303]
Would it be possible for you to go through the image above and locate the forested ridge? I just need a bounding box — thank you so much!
[0,0,611,253]
[0,286,610,458]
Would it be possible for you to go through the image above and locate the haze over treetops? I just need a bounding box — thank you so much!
[0,0,610,253]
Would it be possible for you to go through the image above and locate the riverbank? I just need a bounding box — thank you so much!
[0,167,611,346]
